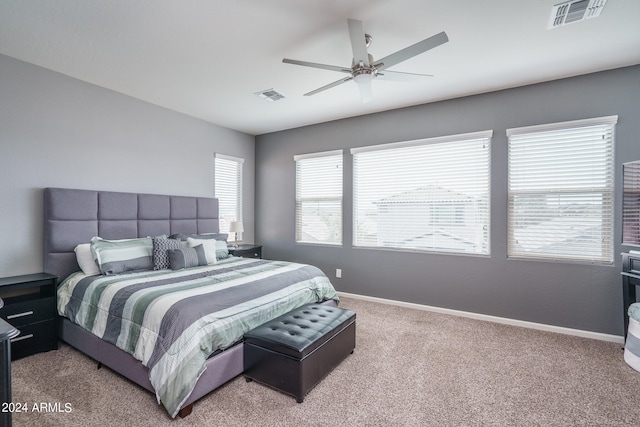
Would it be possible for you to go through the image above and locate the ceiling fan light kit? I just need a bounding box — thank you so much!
[283,18,448,102]
[353,68,374,85]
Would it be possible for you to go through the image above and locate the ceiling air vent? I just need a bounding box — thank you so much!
[255,88,285,102]
[548,0,608,28]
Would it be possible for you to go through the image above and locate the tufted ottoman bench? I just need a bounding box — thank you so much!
[243,303,356,403]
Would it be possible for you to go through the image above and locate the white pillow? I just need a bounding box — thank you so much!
[74,243,101,276]
[187,238,218,265]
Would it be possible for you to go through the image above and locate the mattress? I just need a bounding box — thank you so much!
[57,256,339,417]
[624,304,640,373]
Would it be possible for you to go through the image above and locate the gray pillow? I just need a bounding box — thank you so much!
[168,245,208,270]
[152,237,182,270]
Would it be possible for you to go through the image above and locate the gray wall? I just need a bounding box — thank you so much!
[0,54,255,276]
[255,65,640,336]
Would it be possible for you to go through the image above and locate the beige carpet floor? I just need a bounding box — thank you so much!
[9,296,640,426]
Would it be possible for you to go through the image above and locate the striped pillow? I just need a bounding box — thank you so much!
[168,245,208,270]
[90,236,153,275]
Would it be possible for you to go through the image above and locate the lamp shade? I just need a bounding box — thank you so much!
[229,221,244,233]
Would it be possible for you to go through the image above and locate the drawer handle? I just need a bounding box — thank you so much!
[7,311,34,320]
[11,334,34,343]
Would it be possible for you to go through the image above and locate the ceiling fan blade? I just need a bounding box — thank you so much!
[304,76,353,96]
[358,81,372,103]
[283,58,351,74]
[373,31,448,71]
[347,19,370,67]
[377,70,434,82]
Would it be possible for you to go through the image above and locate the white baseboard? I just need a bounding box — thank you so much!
[338,291,625,345]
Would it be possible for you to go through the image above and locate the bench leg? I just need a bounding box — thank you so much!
[178,403,193,418]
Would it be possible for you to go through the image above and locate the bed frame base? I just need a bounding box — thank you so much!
[93,361,191,417]
[58,318,244,416]
[58,299,338,417]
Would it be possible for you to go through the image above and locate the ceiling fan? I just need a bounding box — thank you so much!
[283,19,449,102]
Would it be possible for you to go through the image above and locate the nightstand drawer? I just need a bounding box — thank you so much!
[10,319,58,360]
[229,245,262,259]
[238,249,261,258]
[0,296,56,327]
[630,255,640,275]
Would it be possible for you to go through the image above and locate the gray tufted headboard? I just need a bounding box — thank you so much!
[43,187,219,282]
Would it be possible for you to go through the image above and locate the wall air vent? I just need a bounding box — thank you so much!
[548,0,608,28]
[255,88,285,102]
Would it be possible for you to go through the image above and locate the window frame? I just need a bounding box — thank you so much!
[294,149,343,246]
[214,153,244,241]
[506,116,617,264]
[350,130,492,256]
[623,161,640,247]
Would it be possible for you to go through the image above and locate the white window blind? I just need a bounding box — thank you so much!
[295,150,343,245]
[507,116,617,263]
[623,161,640,246]
[351,131,492,255]
[214,153,243,239]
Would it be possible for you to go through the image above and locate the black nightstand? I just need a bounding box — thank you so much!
[228,244,262,259]
[0,273,58,359]
[0,297,19,427]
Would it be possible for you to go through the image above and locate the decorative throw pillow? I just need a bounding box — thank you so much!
[168,245,208,270]
[186,238,218,264]
[185,237,229,260]
[152,237,182,270]
[90,236,153,275]
[74,243,101,276]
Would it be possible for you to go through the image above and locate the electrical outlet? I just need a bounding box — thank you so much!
[336,268,342,278]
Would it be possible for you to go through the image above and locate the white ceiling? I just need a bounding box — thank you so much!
[1,0,639,136]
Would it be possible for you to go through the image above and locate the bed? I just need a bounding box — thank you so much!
[43,187,339,418]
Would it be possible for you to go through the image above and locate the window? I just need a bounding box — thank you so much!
[507,116,617,263]
[214,153,243,239]
[623,161,640,246]
[352,131,492,255]
[295,150,343,245]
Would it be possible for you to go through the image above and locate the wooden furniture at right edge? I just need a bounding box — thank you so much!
[621,252,640,339]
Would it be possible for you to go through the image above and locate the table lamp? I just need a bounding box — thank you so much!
[229,221,244,247]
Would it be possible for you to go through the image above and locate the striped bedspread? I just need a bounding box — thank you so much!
[57,256,339,417]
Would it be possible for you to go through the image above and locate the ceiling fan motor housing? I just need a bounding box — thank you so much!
[352,54,377,84]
